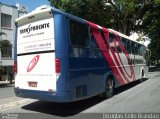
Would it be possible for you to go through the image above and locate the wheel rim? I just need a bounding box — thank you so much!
[106,79,114,96]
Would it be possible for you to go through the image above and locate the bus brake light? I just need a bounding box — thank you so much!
[56,58,61,74]
[14,61,17,74]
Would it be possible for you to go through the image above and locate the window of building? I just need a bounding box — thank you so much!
[69,20,89,47]
[1,13,12,28]
[0,40,12,58]
[1,46,12,58]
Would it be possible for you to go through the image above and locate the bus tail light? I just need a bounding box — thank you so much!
[14,61,17,74]
[56,58,61,74]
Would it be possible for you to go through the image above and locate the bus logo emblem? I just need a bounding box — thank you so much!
[27,55,40,72]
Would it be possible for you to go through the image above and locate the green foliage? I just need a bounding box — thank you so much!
[142,2,160,63]
[155,0,160,3]
[49,0,107,26]
[48,0,152,35]
[0,32,7,38]
[0,32,11,52]
[48,0,160,62]
[0,40,11,48]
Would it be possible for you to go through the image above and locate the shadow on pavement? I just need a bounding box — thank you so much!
[22,95,104,116]
[22,78,149,117]
[114,78,148,95]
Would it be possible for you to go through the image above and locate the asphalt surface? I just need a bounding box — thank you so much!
[0,83,15,99]
[0,71,160,119]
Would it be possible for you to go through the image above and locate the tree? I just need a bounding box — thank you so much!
[105,0,155,35]
[48,0,108,27]
[0,40,11,47]
[48,0,160,62]
[142,1,160,64]
[48,0,154,35]
[0,32,7,48]
[0,32,7,37]
[0,32,11,57]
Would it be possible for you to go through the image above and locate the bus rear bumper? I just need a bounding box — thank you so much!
[14,87,71,103]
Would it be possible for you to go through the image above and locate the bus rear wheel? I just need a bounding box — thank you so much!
[103,76,114,99]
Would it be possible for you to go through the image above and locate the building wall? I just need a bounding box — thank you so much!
[0,2,28,66]
[0,3,18,66]
[16,3,28,17]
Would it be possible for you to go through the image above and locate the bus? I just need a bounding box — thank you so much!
[14,5,150,102]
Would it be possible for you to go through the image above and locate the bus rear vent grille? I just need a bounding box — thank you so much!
[76,85,87,98]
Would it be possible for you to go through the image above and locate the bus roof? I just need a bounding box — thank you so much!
[15,5,145,46]
[15,5,87,26]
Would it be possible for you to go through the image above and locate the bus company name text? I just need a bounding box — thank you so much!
[20,23,50,34]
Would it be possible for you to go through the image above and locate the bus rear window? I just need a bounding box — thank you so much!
[69,20,89,47]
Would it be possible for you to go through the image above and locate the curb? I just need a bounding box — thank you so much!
[0,80,15,85]
[0,97,36,111]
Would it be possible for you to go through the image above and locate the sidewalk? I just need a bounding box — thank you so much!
[0,80,36,111]
[0,80,15,85]
[0,96,36,111]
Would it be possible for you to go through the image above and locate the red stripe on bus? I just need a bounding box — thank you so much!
[116,36,135,81]
[103,27,135,82]
[90,27,126,85]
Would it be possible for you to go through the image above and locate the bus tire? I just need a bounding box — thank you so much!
[103,76,114,99]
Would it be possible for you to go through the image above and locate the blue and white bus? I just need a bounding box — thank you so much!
[14,5,150,102]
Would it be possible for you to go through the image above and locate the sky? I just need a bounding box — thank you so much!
[1,0,51,12]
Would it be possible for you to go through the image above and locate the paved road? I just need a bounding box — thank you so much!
[0,83,15,99]
[0,71,160,119]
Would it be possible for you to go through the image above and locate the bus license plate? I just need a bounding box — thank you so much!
[28,82,37,87]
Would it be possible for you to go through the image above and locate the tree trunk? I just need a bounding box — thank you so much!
[119,21,130,36]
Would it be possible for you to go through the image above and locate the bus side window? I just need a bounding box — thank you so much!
[131,42,135,55]
[127,40,131,54]
[90,32,99,49]
[122,37,127,51]
[89,28,100,49]
[100,30,108,50]
[109,33,116,52]
[138,44,144,56]
[139,45,145,56]
[69,20,89,47]
[115,36,122,53]
[135,43,139,55]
